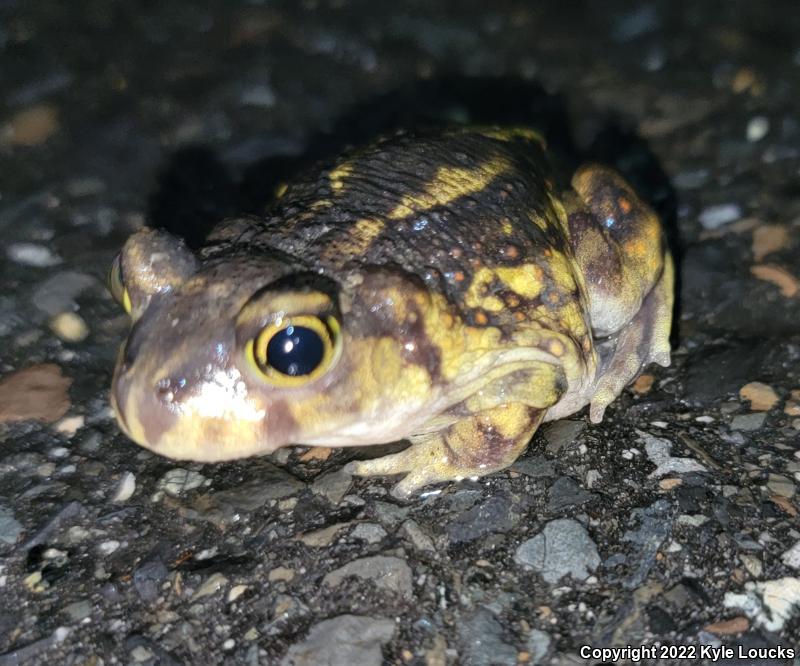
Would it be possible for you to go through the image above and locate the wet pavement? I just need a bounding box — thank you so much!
[1,1,800,664]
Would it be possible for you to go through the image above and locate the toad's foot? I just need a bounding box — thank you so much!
[346,403,544,499]
[589,252,674,423]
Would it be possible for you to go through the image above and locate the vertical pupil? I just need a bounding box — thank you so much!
[267,325,324,376]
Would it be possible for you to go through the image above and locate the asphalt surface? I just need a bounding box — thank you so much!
[1,1,799,664]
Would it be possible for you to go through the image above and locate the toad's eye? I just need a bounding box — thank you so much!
[108,253,132,315]
[247,315,340,387]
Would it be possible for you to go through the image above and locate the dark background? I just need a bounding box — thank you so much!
[0,1,798,664]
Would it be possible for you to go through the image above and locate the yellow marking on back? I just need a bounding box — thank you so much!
[495,264,544,299]
[388,157,510,219]
[329,162,354,192]
[476,126,546,148]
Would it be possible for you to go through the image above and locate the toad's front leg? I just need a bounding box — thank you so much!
[347,402,545,499]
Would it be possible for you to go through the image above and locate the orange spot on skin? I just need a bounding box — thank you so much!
[514,311,526,322]
[506,294,520,307]
[450,247,463,259]
[504,244,519,259]
[547,292,559,304]
[548,340,565,357]
[474,311,488,326]
[453,271,466,283]
[618,196,632,214]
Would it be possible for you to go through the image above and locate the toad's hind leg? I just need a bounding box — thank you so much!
[566,164,674,422]
[346,403,546,499]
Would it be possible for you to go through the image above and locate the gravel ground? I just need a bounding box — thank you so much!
[1,1,799,664]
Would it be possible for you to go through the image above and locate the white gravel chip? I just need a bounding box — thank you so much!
[782,541,800,570]
[515,518,600,583]
[698,203,742,230]
[7,242,61,266]
[724,577,800,632]
[112,472,136,503]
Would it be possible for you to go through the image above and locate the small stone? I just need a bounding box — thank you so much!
[192,572,228,600]
[746,116,769,142]
[298,447,332,462]
[541,420,585,454]
[49,312,89,342]
[311,468,353,505]
[401,520,435,552]
[770,495,798,516]
[547,476,595,512]
[0,505,23,544]
[157,468,208,497]
[585,469,601,488]
[750,264,799,298]
[782,541,800,570]
[752,224,790,262]
[268,567,295,583]
[784,401,800,416]
[298,522,351,547]
[32,271,95,316]
[0,364,72,424]
[512,455,556,478]
[698,203,741,230]
[133,559,168,602]
[526,629,551,663]
[55,415,84,437]
[632,374,654,394]
[639,431,707,477]
[112,472,136,503]
[724,577,800,632]
[704,616,749,635]
[322,556,413,598]
[1,104,60,145]
[677,514,709,527]
[98,540,120,556]
[739,381,779,411]
[7,242,61,267]
[350,523,387,544]
[739,554,762,578]
[240,84,276,108]
[515,518,600,583]
[280,615,395,666]
[730,413,767,432]
[458,607,518,666]
[659,478,682,491]
[62,599,92,622]
[767,474,795,498]
[228,584,248,602]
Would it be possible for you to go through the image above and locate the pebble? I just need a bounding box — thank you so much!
[638,431,707,477]
[704,616,749,635]
[112,472,137,503]
[62,599,92,622]
[32,271,95,316]
[515,518,600,583]
[527,629,551,663]
[730,412,767,432]
[547,476,595,512]
[750,264,799,298]
[541,420,585,454]
[7,242,61,267]
[766,473,795,498]
[191,573,228,601]
[322,555,413,598]
[447,495,517,544]
[268,567,295,583]
[228,584,248,602]
[746,116,769,142]
[156,468,208,497]
[458,607,518,666]
[311,468,352,505]
[133,559,168,602]
[97,540,120,556]
[752,224,790,262]
[782,541,800,570]
[298,522,351,547]
[401,519,435,552]
[512,455,556,478]
[55,415,84,437]
[280,614,395,666]
[49,312,89,342]
[1,104,60,145]
[698,203,742,230]
[739,381,779,411]
[0,505,23,545]
[350,522,387,544]
[724,577,800,632]
[0,364,72,424]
